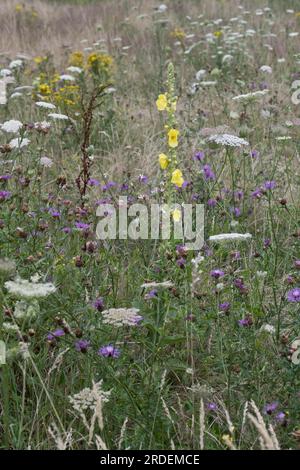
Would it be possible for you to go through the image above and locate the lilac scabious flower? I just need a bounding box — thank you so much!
[287,288,300,302]
[210,269,225,279]
[0,190,11,201]
[203,164,215,181]
[193,151,205,161]
[263,402,278,415]
[92,297,105,311]
[75,339,91,353]
[264,180,276,190]
[47,329,65,341]
[98,344,120,358]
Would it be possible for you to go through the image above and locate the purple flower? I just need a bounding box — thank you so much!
[98,344,120,358]
[231,207,241,218]
[287,288,300,302]
[75,339,91,353]
[92,297,105,311]
[62,227,72,234]
[0,190,11,201]
[207,198,217,207]
[139,174,148,183]
[193,151,205,161]
[47,329,65,341]
[88,178,100,186]
[75,222,90,231]
[0,174,12,181]
[263,402,278,415]
[275,412,286,423]
[210,269,225,279]
[49,208,60,218]
[145,289,158,299]
[203,164,215,181]
[238,316,253,327]
[102,181,116,191]
[207,402,217,411]
[177,257,186,268]
[219,302,230,313]
[264,180,276,190]
[250,150,259,159]
[264,238,271,248]
[251,188,262,199]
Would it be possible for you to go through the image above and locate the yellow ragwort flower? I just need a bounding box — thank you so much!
[214,31,223,38]
[168,128,179,148]
[171,169,184,188]
[39,84,51,95]
[159,153,169,170]
[156,94,167,111]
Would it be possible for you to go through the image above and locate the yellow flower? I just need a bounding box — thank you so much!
[170,28,186,41]
[159,153,169,170]
[171,169,184,187]
[39,84,51,95]
[168,128,179,148]
[15,4,23,13]
[214,31,223,38]
[172,208,181,222]
[69,51,84,68]
[34,56,46,65]
[296,12,300,17]
[156,94,167,111]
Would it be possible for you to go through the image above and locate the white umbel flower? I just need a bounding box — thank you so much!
[209,233,252,242]
[36,101,56,109]
[48,113,69,121]
[9,137,30,148]
[260,324,275,334]
[59,74,75,82]
[40,156,53,167]
[5,277,56,299]
[9,59,23,69]
[207,133,249,147]
[1,119,23,133]
[140,280,174,289]
[101,308,143,326]
[69,380,111,412]
[67,66,83,74]
[232,90,269,102]
[259,65,272,74]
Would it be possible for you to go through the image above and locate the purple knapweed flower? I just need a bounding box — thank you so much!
[219,302,230,313]
[92,297,105,311]
[98,345,120,358]
[203,164,215,181]
[88,178,100,186]
[0,190,11,201]
[210,269,225,279]
[193,151,205,161]
[75,339,91,353]
[47,329,65,341]
[287,288,300,302]
[264,180,276,190]
[263,402,278,415]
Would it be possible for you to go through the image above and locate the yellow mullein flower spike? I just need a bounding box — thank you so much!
[168,128,179,148]
[156,94,167,111]
[172,208,181,222]
[171,169,184,188]
[159,153,169,170]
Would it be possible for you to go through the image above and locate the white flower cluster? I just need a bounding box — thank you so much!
[232,89,269,102]
[1,119,23,133]
[102,308,143,326]
[5,276,56,299]
[69,380,111,413]
[207,133,249,147]
[209,233,252,242]
[140,280,174,289]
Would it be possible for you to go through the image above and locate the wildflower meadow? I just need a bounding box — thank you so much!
[0,0,300,453]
